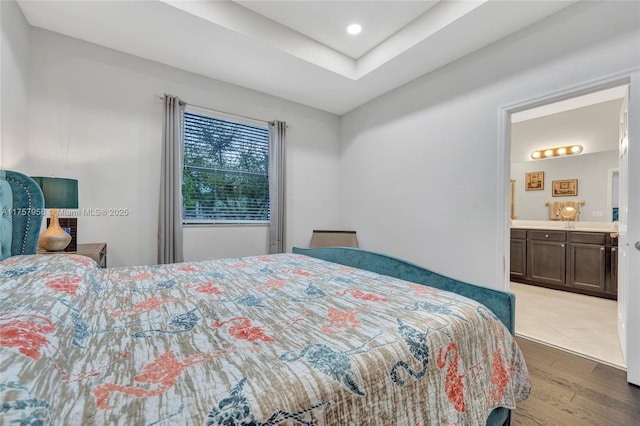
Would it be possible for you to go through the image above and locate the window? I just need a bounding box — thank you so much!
[182,108,270,223]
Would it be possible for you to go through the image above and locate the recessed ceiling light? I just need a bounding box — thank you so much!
[347,23,362,35]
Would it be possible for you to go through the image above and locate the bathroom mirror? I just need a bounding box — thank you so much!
[510,87,624,222]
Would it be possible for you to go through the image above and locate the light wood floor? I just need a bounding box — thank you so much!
[512,337,640,426]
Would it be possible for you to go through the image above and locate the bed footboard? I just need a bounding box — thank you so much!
[294,247,515,425]
[292,246,515,335]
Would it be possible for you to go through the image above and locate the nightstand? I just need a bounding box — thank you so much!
[38,243,107,267]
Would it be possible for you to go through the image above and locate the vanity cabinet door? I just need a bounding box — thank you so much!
[568,243,606,292]
[610,245,618,295]
[510,230,527,279]
[527,231,567,286]
[567,232,607,293]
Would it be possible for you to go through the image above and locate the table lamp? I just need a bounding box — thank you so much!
[32,177,78,251]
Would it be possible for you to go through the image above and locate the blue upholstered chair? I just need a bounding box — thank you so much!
[0,170,45,261]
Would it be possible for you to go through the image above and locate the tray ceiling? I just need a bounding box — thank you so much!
[17,0,577,115]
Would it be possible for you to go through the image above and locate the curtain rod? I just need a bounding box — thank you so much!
[159,95,273,125]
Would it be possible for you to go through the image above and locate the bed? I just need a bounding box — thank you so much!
[1,171,530,425]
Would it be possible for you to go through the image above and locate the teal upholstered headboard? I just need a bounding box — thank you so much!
[0,170,45,261]
[0,171,12,259]
[293,246,516,335]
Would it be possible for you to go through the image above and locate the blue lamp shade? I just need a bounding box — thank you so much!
[31,177,78,209]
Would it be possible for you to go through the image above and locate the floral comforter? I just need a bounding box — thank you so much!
[1,253,530,425]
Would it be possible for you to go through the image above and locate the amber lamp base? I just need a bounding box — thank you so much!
[38,208,71,252]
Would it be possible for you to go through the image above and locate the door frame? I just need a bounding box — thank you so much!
[497,67,640,383]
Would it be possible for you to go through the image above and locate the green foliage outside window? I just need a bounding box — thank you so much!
[182,112,270,222]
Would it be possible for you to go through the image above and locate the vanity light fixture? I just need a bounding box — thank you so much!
[530,144,583,160]
[347,23,362,35]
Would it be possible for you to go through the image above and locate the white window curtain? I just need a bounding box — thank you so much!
[268,121,286,254]
[158,94,186,264]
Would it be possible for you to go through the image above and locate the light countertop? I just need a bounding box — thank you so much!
[510,220,617,233]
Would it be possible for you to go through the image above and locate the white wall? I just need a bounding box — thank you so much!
[0,0,30,162]
[3,27,341,267]
[339,1,640,289]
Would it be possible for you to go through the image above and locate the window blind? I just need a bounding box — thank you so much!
[182,111,270,222]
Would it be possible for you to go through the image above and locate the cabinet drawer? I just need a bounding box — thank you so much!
[528,230,566,242]
[510,229,527,239]
[570,232,606,245]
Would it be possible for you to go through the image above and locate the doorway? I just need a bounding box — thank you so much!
[498,72,640,385]
[508,85,626,367]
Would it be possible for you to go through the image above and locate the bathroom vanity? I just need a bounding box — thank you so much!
[510,221,618,299]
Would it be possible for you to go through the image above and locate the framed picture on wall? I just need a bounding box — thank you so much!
[552,179,578,197]
[525,171,544,191]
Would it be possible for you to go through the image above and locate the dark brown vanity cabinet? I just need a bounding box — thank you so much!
[526,230,567,286]
[511,228,617,299]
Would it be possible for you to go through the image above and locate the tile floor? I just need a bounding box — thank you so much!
[510,281,626,369]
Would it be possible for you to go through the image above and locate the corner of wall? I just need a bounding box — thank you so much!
[1,0,31,169]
